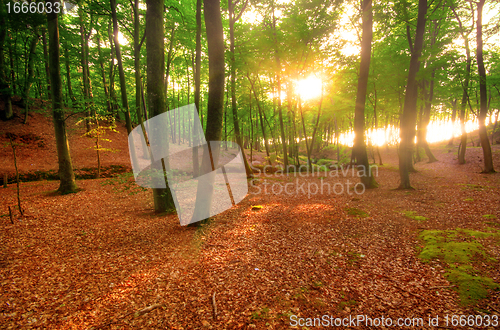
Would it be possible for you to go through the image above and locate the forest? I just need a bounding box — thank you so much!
[1,0,500,328]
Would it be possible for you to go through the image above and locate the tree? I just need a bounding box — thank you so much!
[22,26,39,124]
[475,0,494,173]
[47,0,77,193]
[0,0,13,120]
[191,0,226,222]
[111,0,133,134]
[398,0,427,189]
[228,0,253,178]
[451,4,472,165]
[353,0,377,188]
[146,0,176,212]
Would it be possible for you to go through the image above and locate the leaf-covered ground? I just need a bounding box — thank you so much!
[1,110,500,328]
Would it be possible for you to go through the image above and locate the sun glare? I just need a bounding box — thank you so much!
[334,115,497,147]
[295,76,322,101]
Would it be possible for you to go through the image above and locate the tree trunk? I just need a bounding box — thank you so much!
[133,0,144,128]
[96,33,110,113]
[353,0,377,188]
[398,0,426,189]
[23,29,39,124]
[248,75,272,165]
[107,23,118,116]
[111,0,133,134]
[146,0,176,212]
[193,0,202,178]
[79,10,91,131]
[47,1,77,193]
[41,30,51,100]
[420,74,438,162]
[64,44,77,107]
[271,1,288,172]
[298,97,311,168]
[229,0,253,178]
[164,27,176,110]
[448,99,457,146]
[0,0,13,121]
[475,0,494,173]
[191,0,226,222]
[451,6,471,164]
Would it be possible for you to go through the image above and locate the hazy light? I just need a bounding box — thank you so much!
[334,116,495,147]
[118,32,128,46]
[295,76,322,101]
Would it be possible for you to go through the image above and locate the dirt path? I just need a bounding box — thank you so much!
[1,143,499,329]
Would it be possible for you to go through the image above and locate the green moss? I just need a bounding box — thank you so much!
[403,210,428,221]
[345,207,368,218]
[482,214,497,219]
[446,267,499,305]
[338,300,357,310]
[251,307,270,320]
[418,229,500,305]
[463,198,474,202]
[459,184,487,191]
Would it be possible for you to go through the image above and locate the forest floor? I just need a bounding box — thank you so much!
[1,106,500,329]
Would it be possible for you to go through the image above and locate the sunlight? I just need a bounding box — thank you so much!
[242,7,263,24]
[118,32,128,46]
[295,76,322,101]
[335,116,494,147]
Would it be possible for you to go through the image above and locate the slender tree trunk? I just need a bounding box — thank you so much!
[298,98,312,168]
[249,89,253,163]
[420,73,438,162]
[111,0,133,134]
[476,0,494,173]
[229,0,252,177]
[271,1,288,172]
[248,75,272,165]
[146,0,176,212]
[451,6,471,164]
[23,29,39,124]
[96,33,110,113]
[79,11,91,131]
[47,1,77,193]
[353,0,377,188]
[63,45,76,107]
[41,30,51,100]
[133,0,144,128]
[308,90,323,168]
[108,23,118,116]
[398,0,426,189]
[0,0,13,121]
[164,27,176,110]
[448,99,457,145]
[192,0,202,178]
